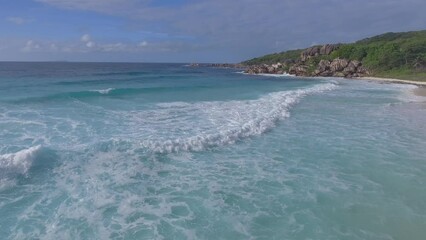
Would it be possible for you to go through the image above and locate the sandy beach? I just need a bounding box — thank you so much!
[357,77,426,86]
[354,76,426,98]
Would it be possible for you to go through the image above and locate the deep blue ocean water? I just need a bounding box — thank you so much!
[0,62,425,239]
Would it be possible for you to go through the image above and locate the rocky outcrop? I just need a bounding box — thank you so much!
[329,59,348,72]
[245,63,285,74]
[288,65,308,76]
[243,42,369,78]
[300,44,341,61]
[244,58,369,78]
[209,63,246,68]
[320,44,341,55]
[301,46,321,62]
[317,59,331,72]
[313,59,369,78]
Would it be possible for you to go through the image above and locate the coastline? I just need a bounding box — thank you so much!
[243,72,426,98]
[354,77,426,86]
[354,76,426,98]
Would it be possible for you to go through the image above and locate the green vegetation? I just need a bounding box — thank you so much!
[243,49,303,65]
[373,68,426,82]
[243,30,426,81]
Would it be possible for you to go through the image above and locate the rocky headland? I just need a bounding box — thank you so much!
[241,30,426,82]
[244,44,369,78]
[189,31,426,82]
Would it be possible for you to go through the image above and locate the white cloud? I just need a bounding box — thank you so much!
[100,43,127,52]
[138,41,148,47]
[86,41,95,48]
[81,34,91,42]
[33,0,426,62]
[81,34,96,48]
[61,46,72,53]
[50,43,58,51]
[6,17,32,25]
[22,40,41,52]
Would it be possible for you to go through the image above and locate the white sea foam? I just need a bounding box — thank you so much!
[137,83,337,153]
[0,145,42,176]
[399,85,426,103]
[0,83,337,158]
[3,68,426,240]
[255,73,296,77]
[91,88,115,94]
[238,71,296,77]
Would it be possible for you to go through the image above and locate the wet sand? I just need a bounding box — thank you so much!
[413,86,426,97]
[357,77,426,86]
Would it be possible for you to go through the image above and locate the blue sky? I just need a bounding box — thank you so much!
[0,0,425,62]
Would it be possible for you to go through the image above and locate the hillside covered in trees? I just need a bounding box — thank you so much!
[242,30,426,81]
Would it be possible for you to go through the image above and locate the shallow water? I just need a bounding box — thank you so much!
[1,63,425,239]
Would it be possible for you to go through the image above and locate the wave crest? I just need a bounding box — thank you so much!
[90,88,116,94]
[139,83,337,153]
[0,145,42,176]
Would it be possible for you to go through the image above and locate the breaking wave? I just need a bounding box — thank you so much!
[90,88,115,94]
[9,86,210,104]
[138,83,338,153]
[239,71,297,78]
[0,145,42,177]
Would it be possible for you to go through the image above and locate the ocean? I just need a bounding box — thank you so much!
[0,62,425,239]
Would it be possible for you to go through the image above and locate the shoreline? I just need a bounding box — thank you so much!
[355,77,426,86]
[244,72,426,86]
[243,72,426,97]
[354,77,426,98]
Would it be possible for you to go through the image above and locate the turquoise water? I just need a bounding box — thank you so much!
[0,63,425,239]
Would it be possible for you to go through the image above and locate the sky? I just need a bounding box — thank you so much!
[0,0,425,63]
